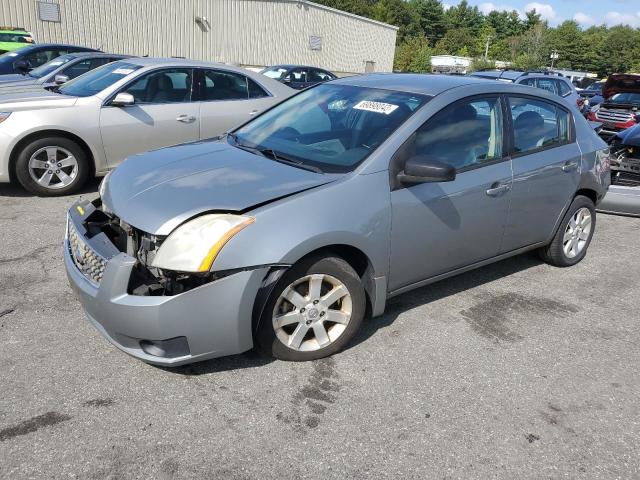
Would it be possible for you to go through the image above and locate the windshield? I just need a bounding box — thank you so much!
[262,67,288,80]
[610,92,640,105]
[28,55,74,79]
[586,83,601,92]
[231,84,428,173]
[58,61,142,97]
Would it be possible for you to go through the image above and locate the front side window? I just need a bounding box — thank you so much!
[24,49,60,68]
[308,69,334,82]
[58,61,142,97]
[520,78,536,87]
[286,68,307,83]
[123,68,193,103]
[27,55,73,78]
[201,69,248,101]
[412,97,504,170]
[61,59,94,79]
[509,96,570,154]
[232,84,428,173]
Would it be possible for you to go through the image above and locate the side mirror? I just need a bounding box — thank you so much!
[111,92,135,107]
[54,74,69,85]
[397,155,456,185]
[14,59,31,73]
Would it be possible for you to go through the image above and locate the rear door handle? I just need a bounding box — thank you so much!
[176,114,196,123]
[486,183,511,197]
[562,161,578,172]
[248,109,260,116]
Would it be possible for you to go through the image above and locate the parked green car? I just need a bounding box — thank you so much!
[0,27,34,54]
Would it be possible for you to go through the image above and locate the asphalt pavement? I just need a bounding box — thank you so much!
[1,180,639,479]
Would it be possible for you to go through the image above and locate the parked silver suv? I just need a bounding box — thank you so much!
[65,74,611,366]
[0,58,293,195]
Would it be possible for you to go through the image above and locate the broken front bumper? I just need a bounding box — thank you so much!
[64,206,267,366]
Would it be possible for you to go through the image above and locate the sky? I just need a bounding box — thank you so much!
[443,0,640,28]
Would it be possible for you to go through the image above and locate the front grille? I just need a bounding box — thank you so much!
[596,109,634,124]
[612,171,640,187]
[67,218,108,286]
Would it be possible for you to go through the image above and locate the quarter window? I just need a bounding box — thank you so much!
[558,80,572,97]
[124,69,193,103]
[412,97,504,170]
[248,77,269,98]
[509,97,570,154]
[201,69,249,100]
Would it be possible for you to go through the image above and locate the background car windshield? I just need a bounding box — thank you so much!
[233,84,427,172]
[28,55,73,78]
[610,92,640,104]
[58,61,142,97]
[262,67,287,79]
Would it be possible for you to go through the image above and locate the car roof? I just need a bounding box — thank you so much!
[122,57,278,71]
[331,73,492,96]
[268,64,329,70]
[10,43,99,53]
[65,52,132,59]
[470,70,572,83]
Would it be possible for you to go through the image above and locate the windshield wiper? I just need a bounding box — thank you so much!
[258,148,323,173]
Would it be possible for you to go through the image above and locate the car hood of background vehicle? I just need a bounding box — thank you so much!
[0,73,31,84]
[0,88,77,109]
[102,140,339,235]
[603,74,640,101]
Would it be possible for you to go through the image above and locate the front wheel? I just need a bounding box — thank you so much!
[539,195,596,267]
[255,256,365,361]
[15,136,89,196]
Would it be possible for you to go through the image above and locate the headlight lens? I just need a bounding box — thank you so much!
[98,170,112,198]
[151,214,254,272]
[0,112,12,124]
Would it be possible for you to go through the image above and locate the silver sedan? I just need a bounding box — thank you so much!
[0,58,294,195]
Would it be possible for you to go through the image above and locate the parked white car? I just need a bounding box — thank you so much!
[0,58,294,195]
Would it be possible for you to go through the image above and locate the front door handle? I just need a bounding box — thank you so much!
[248,109,260,116]
[176,114,196,123]
[562,161,578,172]
[486,183,511,197]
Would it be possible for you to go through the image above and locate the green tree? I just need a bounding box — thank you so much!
[394,36,432,72]
[434,28,475,56]
[409,0,446,45]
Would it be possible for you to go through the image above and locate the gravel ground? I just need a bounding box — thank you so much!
[1,181,639,479]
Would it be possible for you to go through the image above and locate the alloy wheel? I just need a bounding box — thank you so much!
[272,274,352,352]
[563,207,592,259]
[28,146,78,190]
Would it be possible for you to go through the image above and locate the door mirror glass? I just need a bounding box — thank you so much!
[14,59,31,73]
[54,74,69,85]
[398,155,456,185]
[111,92,135,107]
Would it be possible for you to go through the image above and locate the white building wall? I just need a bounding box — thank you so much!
[0,0,398,74]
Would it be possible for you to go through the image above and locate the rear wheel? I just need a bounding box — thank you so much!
[256,256,365,361]
[15,136,89,196]
[539,195,595,267]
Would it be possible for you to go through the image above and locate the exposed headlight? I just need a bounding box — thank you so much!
[591,104,600,113]
[0,112,11,124]
[151,214,254,273]
[98,170,112,198]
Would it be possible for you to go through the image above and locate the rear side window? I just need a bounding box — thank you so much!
[520,78,536,87]
[558,80,572,97]
[509,97,571,154]
[413,96,504,170]
[536,78,558,96]
[201,69,248,100]
[248,77,269,98]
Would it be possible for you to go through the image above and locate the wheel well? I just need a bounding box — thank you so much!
[9,130,95,182]
[575,188,597,205]
[295,244,375,317]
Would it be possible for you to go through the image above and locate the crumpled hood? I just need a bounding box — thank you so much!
[603,74,640,100]
[615,122,640,147]
[102,140,338,235]
[0,88,77,110]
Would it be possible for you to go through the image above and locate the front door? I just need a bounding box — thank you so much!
[389,96,513,291]
[500,96,581,251]
[99,68,199,167]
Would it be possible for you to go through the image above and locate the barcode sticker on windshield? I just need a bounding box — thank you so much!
[113,68,134,75]
[353,100,399,115]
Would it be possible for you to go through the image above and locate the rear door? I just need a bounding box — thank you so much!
[500,95,581,252]
[197,68,274,138]
[389,95,513,291]
[99,68,199,166]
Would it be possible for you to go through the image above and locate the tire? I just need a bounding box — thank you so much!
[539,195,596,267]
[255,255,366,361]
[15,136,89,196]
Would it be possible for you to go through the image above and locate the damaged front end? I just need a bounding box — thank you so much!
[70,198,233,297]
[610,126,640,188]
